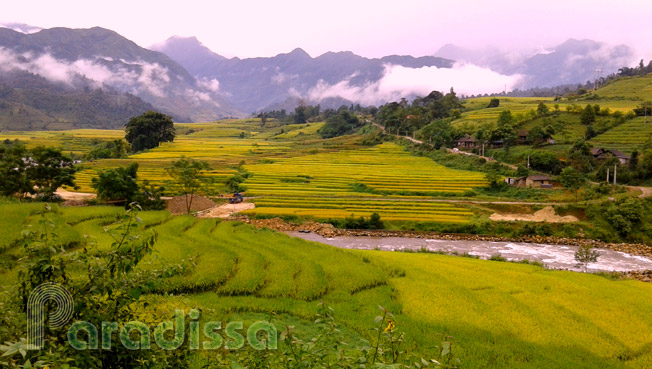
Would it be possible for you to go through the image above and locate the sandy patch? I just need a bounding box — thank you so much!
[196,202,255,218]
[490,206,578,223]
[166,195,216,214]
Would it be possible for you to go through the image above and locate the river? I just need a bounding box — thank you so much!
[287,232,652,273]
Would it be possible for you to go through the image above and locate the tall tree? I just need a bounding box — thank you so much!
[125,111,175,152]
[92,163,140,203]
[0,140,32,197]
[28,146,77,199]
[579,104,596,125]
[560,167,586,201]
[167,157,211,214]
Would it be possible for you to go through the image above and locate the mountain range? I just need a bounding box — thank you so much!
[0,24,639,130]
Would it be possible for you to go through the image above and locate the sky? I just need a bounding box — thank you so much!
[2,0,652,59]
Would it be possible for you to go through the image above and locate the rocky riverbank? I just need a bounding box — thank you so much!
[231,216,652,282]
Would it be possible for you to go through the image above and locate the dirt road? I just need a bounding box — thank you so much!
[196,202,255,218]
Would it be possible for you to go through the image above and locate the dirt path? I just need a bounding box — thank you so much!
[196,202,255,218]
[627,186,652,198]
[490,206,578,223]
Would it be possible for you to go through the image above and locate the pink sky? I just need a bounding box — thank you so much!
[2,0,652,59]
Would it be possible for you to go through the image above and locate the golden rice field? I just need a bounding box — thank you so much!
[2,119,487,222]
[242,143,485,222]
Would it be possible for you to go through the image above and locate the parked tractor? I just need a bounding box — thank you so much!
[229,193,243,204]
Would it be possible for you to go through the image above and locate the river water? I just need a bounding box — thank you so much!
[287,232,652,273]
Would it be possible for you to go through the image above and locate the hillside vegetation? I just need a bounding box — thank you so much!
[1,203,651,368]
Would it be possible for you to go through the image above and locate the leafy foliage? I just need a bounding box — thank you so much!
[318,108,362,138]
[124,111,176,152]
[167,157,211,214]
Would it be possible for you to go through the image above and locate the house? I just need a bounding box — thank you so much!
[518,130,529,144]
[506,175,552,188]
[608,150,630,165]
[525,174,552,188]
[455,137,477,149]
[491,140,504,149]
[591,148,630,165]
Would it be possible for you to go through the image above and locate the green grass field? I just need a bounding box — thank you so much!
[1,205,651,368]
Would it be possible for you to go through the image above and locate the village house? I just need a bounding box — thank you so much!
[591,148,631,165]
[505,174,552,189]
[454,136,477,149]
[518,130,529,144]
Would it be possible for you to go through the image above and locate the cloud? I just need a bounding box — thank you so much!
[197,77,220,92]
[0,47,177,98]
[308,63,521,105]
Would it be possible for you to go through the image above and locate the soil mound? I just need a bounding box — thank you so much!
[490,206,578,223]
[167,195,216,214]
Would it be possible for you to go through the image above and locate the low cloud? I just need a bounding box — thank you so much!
[197,77,220,92]
[308,63,521,105]
[0,47,174,98]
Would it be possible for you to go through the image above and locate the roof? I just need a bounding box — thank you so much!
[456,137,476,142]
[590,148,604,156]
[518,130,529,136]
[527,174,551,181]
[609,150,630,159]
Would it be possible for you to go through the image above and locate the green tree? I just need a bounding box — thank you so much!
[560,166,586,201]
[536,102,549,116]
[567,140,595,172]
[585,125,597,139]
[487,98,500,108]
[580,104,596,125]
[0,140,32,197]
[574,245,599,272]
[91,163,140,203]
[167,157,211,214]
[125,111,175,152]
[28,146,77,200]
[319,109,362,138]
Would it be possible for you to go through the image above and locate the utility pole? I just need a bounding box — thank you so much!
[613,164,617,185]
[527,155,530,169]
[606,167,610,183]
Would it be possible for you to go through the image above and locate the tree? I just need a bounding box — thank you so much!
[0,140,32,197]
[28,146,77,200]
[487,98,500,108]
[167,157,211,214]
[125,111,175,152]
[560,167,586,201]
[92,163,140,203]
[585,125,597,139]
[567,140,595,172]
[319,109,362,138]
[536,102,549,116]
[579,104,596,125]
[574,245,599,272]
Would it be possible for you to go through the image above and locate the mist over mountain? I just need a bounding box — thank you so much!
[0,24,642,130]
[152,37,456,112]
[434,39,635,89]
[0,26,242,124]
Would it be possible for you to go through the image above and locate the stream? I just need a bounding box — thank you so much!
[287,232,652,273]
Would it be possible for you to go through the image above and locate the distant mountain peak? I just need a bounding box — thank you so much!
[0,22,42,34]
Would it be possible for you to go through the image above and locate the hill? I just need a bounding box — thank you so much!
[0,26,243,125]
[0,69,155,130]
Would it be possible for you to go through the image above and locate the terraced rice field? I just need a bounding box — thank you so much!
[242,143,485,222]
[455,97,570,127]
[2,204,652,368]
[591,117,652,152]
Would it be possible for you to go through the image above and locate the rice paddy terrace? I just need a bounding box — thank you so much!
[0,119,487,223]
[1,203,651,368]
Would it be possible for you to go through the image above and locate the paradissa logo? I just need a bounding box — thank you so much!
[67,309,278,351]
[27,283,277,351]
